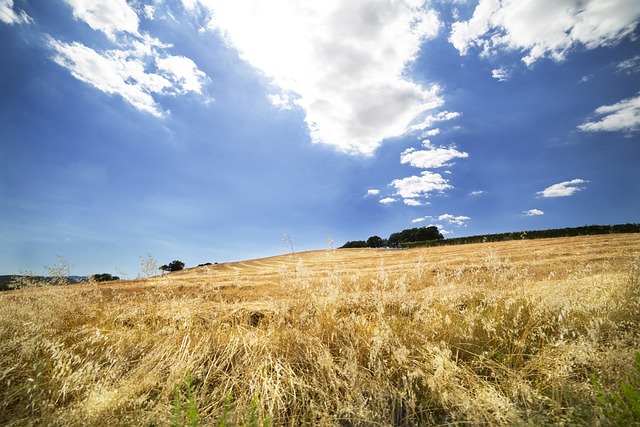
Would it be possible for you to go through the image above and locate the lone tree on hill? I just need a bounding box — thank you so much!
[91,273,120,282]
[160,260,185,273]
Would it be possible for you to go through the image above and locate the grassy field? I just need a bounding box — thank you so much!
[1,234,639,426]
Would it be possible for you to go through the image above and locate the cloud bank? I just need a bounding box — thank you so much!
[190,0,444,155]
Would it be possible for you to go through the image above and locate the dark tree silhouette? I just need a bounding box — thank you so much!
[160,260,185,272]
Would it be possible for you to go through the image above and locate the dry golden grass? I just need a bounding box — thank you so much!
[1,234,639,426]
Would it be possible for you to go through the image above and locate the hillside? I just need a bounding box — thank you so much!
[1,234,639,425]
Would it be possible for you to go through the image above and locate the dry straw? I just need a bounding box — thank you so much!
[1,234,639,425]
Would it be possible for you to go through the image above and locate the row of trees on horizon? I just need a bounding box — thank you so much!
[340,226,444,249]
[340,223,640,250]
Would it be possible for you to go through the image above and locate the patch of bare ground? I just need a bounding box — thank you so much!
[1,234,639,425]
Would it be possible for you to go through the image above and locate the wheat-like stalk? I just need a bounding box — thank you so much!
[1,234,639,425]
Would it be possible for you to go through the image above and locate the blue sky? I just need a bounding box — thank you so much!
[1,0,639,277]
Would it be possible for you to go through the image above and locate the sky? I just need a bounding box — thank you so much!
[1,0,639,277]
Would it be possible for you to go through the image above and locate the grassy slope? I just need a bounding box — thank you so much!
[1,234,639,426]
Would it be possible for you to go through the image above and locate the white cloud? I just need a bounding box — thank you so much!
[404,199,423,206]
[50,39,165,116]
[400,140,468,169]
[156,55,207,94]
[0,0,31,24]
[268,93,294,110]
[524,209,544,216]
[578,93,640,133]
[192,1,444,155]
[411,214,468,229]
[367,189,381,196]
[49,37,209,117]
[379,197,397,204]
[438,213,470,226]
[537,179,589,197]
[391,171,452,201]
[617,55,640,75]
[143,5,156,20]
[410,110,461,132]
[48,3,210,117]
[63,0,140,40]
[491,67,510,82]
[469,190,486,196]
[450,0,640,66]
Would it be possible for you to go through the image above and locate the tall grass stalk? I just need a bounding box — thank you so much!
[1,235,639,425]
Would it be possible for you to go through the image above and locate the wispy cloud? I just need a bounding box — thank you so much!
[187,1,444,155]
[48,2,210,117]
[524,209,544,216]
[578,93,640,134]
[469,190,486,197]
[450,0,640,66]
[0,0,31,25]
[410,110,461,133]
[538,179,589,198]
[379,197,397,205]
[366,189,381,197]
[438,213,470,226]
[617,55,640,75]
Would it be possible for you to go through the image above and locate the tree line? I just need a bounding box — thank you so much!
[340,223,640,250]
[340,226,444,249]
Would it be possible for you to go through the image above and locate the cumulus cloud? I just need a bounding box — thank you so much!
[0,0,31,24]
[537,179,589,197]
[191,0,444,155]
[63,0,140,40]
[578,93,640,133]
[49,3,210,117]
[524,209,544,216]
[450,0,640,66]
[391,171,452,201]
[400,140,468,169]
[367,189,381,196]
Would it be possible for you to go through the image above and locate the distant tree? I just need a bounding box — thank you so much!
[91,273,120,282]
[160,260,185,273]
[388,226,443,248]
[340,240,368,248]
[366,236,386,248]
